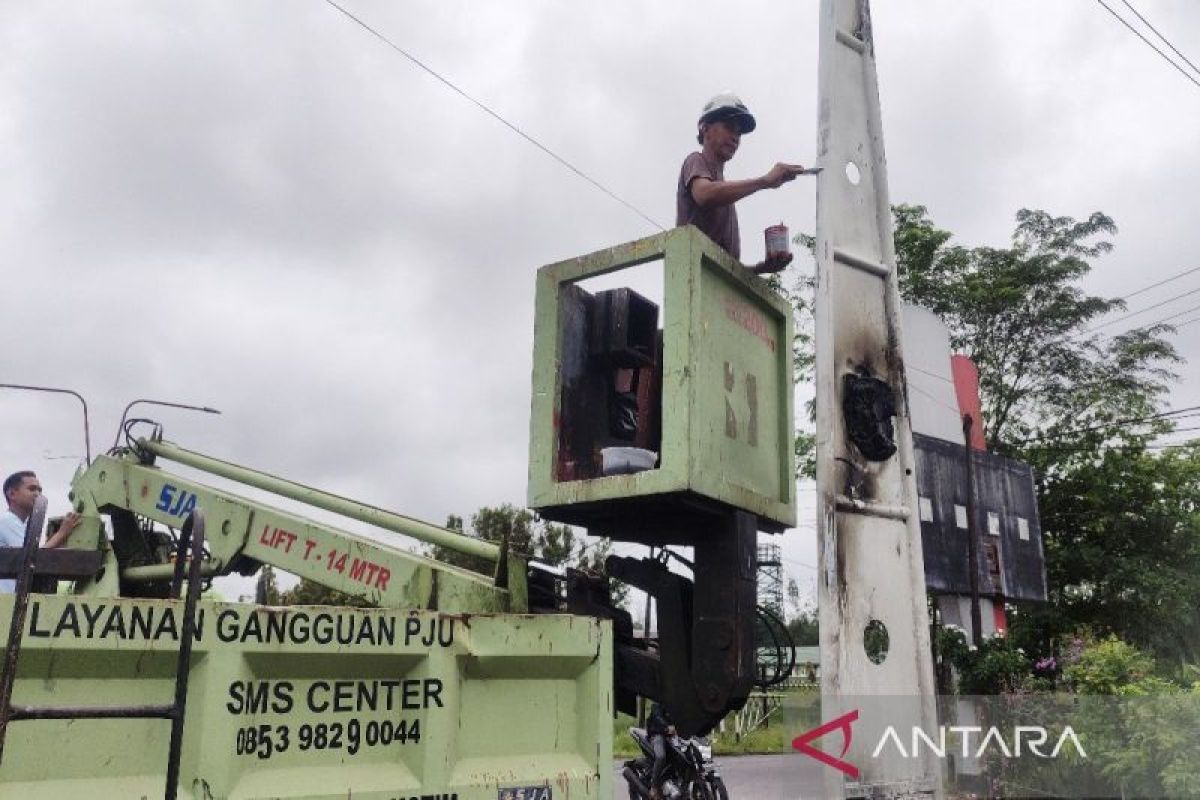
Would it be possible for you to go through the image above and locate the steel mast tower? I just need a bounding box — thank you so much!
[815,1,942,796]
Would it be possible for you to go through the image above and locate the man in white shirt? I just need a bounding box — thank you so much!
[1,471,79,592]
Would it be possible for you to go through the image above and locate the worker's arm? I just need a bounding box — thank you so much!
[689,162,806,208]
[43,512,79,549]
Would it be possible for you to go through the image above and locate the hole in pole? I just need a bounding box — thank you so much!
[864,619,889,664]
[845,161,861,185]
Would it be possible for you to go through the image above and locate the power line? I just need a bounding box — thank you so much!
[1112,265,1200,303]
[1119,0,1200,78]
[323,0,666,231]
[907,363,954,384]
[1118,300,1200,336]
[1022,404,1200,444]
[1084,284,1200,332]
[1025,438,1198,454]
[781,555,818,572]
[1093,0,1200,89]
[1172,315,1200,331]
[908,379,964,418]
[1148,425,1200,437]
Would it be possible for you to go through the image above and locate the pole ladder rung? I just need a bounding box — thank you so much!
[835,495,911,521]
[833,247,890,278]
[836,29,866,53]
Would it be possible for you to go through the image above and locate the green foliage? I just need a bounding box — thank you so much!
[786,608,818,647]
[1063,634,1159,695]
[1025,445,1200,666]
[254,564,281,605]
[431,503,537,575]
[1043,635,1200,796]
[792,205,1196,668]
[892,204,1178,449]
[936,627,1030,694]
[886,204,1200,668]
[429,503,629,608]
[768,247,818,480]
[280,577,376,608]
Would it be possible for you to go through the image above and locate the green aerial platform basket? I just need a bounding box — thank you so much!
[527,226,796,537]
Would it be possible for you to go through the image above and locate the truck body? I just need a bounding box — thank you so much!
[0,442,612,799]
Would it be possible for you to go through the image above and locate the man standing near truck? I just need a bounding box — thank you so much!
[676,92,807,273]
[1,470,79,592]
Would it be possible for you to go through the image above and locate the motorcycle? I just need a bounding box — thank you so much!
[621,726,729,799]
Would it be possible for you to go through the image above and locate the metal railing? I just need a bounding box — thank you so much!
[0,497,207,800]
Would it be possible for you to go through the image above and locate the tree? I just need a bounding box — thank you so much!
[786,607,819,647]
[883,205,1196,666]
[1019,444,1200,666]
[765,266,817,480]
[891,205,1177,450]
[429,503,630,608]
[429,503,537,575]
[793,205,1197,667]
[279,577,375,608]
[255,564,281,605]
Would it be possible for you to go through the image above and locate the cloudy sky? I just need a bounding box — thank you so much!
[3,1,1198,604]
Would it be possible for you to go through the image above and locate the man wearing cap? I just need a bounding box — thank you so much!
[677,92,806,273]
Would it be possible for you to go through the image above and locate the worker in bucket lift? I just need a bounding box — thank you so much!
[0,471,79,592]
[676,92,807,274]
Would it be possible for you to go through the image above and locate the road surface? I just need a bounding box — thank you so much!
[612,753,826,799]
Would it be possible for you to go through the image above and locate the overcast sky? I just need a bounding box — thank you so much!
[3,1,1198,604]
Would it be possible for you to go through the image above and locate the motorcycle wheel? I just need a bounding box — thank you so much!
[708,776,729,800]
[624,765,649,799]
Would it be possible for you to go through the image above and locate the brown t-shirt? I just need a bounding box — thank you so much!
[676,151,740,260]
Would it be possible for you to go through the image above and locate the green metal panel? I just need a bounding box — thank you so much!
[0,596,611,799]
[527,226,796,529]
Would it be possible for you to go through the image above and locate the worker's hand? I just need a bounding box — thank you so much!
[751,252,794,274]
[44,512,81,550]
[761,163,806,189]
[59,512,81,538]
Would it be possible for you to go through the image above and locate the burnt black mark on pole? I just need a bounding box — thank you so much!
[842,366,897,461]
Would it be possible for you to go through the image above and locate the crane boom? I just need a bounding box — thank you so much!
[67,441,525,614]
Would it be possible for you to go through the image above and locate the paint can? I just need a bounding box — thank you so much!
[765,223,790,261]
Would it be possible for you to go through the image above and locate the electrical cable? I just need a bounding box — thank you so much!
[907,363,955,384]
[323,0,666,231]
[754,604,797,687]
[781,555,819,572]
[1021,404,1200,443]
[1172,315,1200,331]
[1119,0,1200,78]
[1113,300,1200,336]
[1110,264,1200,303]
[1024,438,1198,454]
[753,606,786,689]
[908,380,965,418]
[1082,284,1200,332]
[760,603,797,682]
[1093,0,1200,89]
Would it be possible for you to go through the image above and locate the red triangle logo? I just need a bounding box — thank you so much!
[791,708,860,779]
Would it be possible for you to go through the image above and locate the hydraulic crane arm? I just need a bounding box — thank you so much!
[66,437,527,614]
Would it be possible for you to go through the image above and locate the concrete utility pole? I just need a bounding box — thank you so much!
[815,1,943,796]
